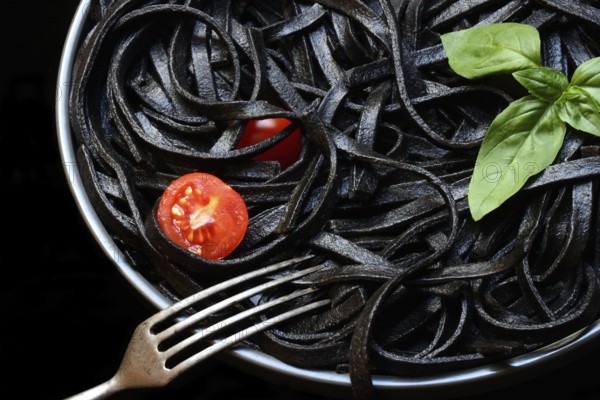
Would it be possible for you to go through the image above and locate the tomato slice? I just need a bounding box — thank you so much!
[157,173,248,260]
[236,118,302,169]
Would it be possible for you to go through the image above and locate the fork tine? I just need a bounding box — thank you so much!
[162,286,320,360]
[169,297,331,378]
[154,262,326,342]
[149,255,314,325]
[61,256,329,399]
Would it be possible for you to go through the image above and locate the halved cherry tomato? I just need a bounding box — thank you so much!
[157,172,248,260]
[236,118,302,169]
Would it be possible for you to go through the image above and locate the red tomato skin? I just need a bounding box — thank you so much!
[236,118,302,169]
[157,173,248,260]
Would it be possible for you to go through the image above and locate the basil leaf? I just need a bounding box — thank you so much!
[570,57,600,104]
[512,67,568,102]
[441,23,541,79]
[558,86,600,136]
[469,96,565,221]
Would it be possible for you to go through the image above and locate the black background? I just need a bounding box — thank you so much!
[1,1,599,399]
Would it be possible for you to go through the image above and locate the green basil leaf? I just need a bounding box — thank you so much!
[441,23,541,79]
[570,57,600,104]
[558,86,600,136]
[469,96,565,221]
[512,67,568,102]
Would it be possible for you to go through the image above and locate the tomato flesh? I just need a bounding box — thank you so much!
[157,173,248,260]
[236,118,302,169]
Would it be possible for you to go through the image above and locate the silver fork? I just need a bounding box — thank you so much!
[64,256,329,400]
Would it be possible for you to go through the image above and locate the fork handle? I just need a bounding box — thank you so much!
[64,376,123,400]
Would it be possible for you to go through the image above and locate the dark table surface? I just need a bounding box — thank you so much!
[2,1,600,399]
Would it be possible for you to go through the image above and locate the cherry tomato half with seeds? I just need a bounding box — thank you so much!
[236,118,302,169]
[157,173,248,260]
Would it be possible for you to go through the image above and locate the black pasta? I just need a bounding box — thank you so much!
[69,0,600,399]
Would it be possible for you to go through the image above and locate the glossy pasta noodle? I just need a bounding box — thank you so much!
[69,0,600,398]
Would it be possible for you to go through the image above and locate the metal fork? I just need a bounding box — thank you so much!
[64,256,329,400]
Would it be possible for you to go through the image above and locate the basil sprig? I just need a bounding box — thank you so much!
[441,23,600,221]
